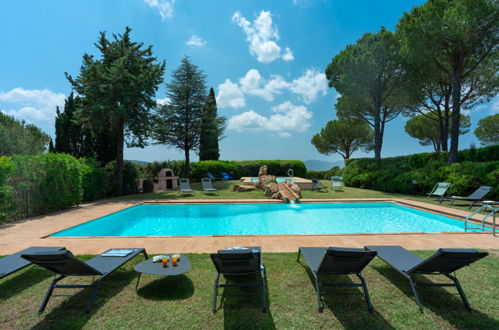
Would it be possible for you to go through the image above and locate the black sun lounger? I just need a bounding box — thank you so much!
[0,246,65,280]
[297,247,377,312]
[365,245,488,311]
[21,248,148,313]
[210,246,266,313]
[448,186,493,209]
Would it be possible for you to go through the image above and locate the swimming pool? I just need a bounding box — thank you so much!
[51,202,477,237]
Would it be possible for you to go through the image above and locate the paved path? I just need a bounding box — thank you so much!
[0,199,497,255]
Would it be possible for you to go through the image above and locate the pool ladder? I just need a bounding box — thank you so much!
[464,204,497,237]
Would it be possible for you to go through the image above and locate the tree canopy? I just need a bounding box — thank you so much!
[474,114,499,146]
[199,87,226,161]
[326,27,408,160]
[405,113,470,152]
[311,118,373,160]
[0,112,50,156]
[397,0,499,164]
[66,27,165,193]
[153,56,207,177]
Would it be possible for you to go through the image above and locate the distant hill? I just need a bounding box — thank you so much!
[304,159,344,171]
[127,160,149,166]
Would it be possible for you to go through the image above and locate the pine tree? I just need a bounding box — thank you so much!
[153,56,207,177]
[199,87,226,161]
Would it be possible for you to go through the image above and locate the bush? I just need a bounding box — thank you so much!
[79,158,107,201]
[12,153,82,216]
[104,161,140,196]
[141,160,307,182]
[0,156,16,222]
[343,145,499,200]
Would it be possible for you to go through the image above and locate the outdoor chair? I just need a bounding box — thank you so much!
[220,172,234,181]
[447,186,493,209]
[311,178,327,192]
[365,245,488,311]
[330,176,343,192]
[207,172,217,181]
[0,246,65,280]
[426,182,451,203]
[201,178,218,195]
[210,246,266,313]
[179,178,194,196]
[21,248,148,312]
[297,247,377,312]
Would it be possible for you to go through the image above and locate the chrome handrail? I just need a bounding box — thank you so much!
[464,204,497,237]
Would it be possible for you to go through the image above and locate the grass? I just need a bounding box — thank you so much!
[0,251,497,329]
[109,180,483,213]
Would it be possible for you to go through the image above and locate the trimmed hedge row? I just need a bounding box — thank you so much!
[343,145,499,199]
[0,154,139,223]
[306,166,342,180]
[142,160,307,182]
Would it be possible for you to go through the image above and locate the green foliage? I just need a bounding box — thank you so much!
[104,161,140,196]
[405,114,470,152]
[306,166,343,180]
[0,156,16,222]
[141,160,307,182]
[475,114,499,146]
[67,26,165,193]
[397,0,499,164]
[79,158,107,201]
[326,27,407,160]
[0,112,50,156]
[199,88,226,161]
[311,119,373,159]
[11,153,83,216]
[153,56,207,177]
[343,145,499,199]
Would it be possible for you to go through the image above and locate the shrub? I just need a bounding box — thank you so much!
[79,158,107,201]
[104,161,140,196]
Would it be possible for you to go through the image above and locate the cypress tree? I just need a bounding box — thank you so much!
[199,87,226,161]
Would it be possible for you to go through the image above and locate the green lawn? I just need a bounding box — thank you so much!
[0,251,497,329]
[110,180,482,213]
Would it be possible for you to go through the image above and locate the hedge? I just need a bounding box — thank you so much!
[343,145,499,199]
[142,160,307,182]
[306,166,342,180]
[79,158,107,201]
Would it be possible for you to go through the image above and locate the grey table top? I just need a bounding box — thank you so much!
[134,253,190,276]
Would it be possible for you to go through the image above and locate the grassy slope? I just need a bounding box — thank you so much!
[0,251,497,329]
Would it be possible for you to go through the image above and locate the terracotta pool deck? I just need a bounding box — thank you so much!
[0,198,497,255]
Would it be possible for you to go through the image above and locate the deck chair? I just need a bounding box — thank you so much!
[330,177,343,192]
[179,178,194,196]
[220,172,233,181]
[207,172,217,181]
[210,247,266,313]
[21,248,148,312]
[448,186,493,209]
[201,178,218,195]
[297,247,377,312]
[0,246,65,280]
[365,245,488,311]
[311,178,327,192]
[426,182,450,203]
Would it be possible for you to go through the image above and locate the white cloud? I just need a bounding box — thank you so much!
[216,79,246,108]
[219,68,327,105]
[289,68,328,103]
[143,0,174,21]
[186,35,206,47]
[232,10,293,63]
[0,88,65,127]
[227,101,312,137]
[156,97,170,106]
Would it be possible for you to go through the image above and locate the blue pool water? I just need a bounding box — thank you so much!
[51,203,474,237]
[249,177,298,182]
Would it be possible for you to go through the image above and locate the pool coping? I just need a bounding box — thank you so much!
[45,198,496,238]
[1,198,497,255]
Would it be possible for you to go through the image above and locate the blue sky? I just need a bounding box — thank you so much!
[0,0,497,164]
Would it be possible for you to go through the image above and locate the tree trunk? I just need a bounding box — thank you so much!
[116,119,125,195]
[436,108,445,152]
[184,148,190,178]
[374,113,382,160]
[448,73,462,165]
[442,94,450,152]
